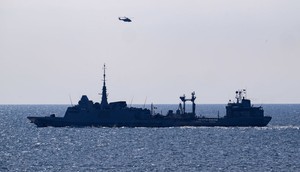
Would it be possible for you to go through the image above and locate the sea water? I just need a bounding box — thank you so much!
[0,104,299,171]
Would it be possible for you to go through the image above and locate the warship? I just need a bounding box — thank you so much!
[27,65,272,127]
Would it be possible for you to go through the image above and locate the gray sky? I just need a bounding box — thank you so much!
[1,0,300,104]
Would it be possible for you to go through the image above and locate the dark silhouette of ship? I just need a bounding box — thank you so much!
[27,65,272,127]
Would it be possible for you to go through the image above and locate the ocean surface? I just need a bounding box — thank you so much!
[0,104,299,171]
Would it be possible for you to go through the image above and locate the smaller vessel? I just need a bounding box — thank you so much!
[27,65,271,127]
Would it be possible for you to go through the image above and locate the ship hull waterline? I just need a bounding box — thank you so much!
[27,116,272,128]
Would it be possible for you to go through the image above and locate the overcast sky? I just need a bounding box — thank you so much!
[1,0,300,104]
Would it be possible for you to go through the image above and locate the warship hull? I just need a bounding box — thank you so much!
[27,116,272,128]
[27,65,272,128]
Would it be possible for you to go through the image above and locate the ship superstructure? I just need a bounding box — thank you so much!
[225,90,263,118]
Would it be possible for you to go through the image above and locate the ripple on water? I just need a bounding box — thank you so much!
[0,105,300,171]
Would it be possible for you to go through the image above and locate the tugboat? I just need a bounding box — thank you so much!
[27,65,272,127]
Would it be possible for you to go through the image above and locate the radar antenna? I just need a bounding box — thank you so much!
[103,64,106,86]
[100,64,108,108]
[235,89,247,103]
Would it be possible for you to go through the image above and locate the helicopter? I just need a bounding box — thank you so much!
[118,17,132,22]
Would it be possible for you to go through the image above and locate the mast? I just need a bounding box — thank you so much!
[179,92,196,115]
[100,64,108,108]
[191,92,196,115]
[180,94,186,114]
